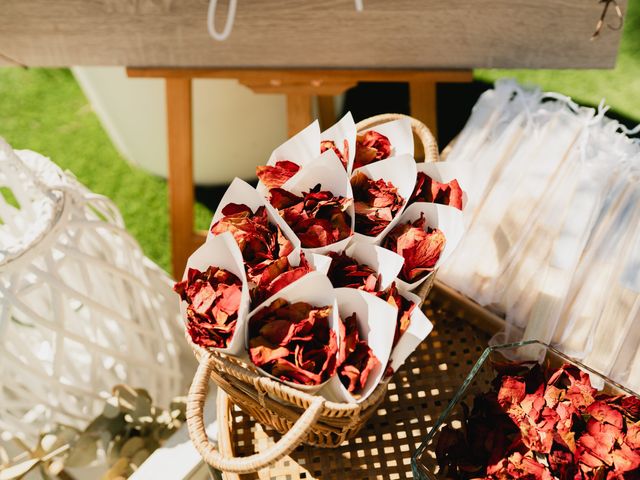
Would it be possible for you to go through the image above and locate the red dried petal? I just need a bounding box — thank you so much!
[354,130,391,169]
[174,266,243,349]
[248,299,337,386]
[382,214,446,283]
[587,401,624,429]
[211,204,294,285]
[250,254,312,306]
[498,376,527,408]
[376,282,415,347]
[351,171,404,236]
[326,252,380,292]
[320,139,349,170]
[409,172,464,210]
[256,160,300,189]
[612,442,640,474]
[626,422,640,450]
[336,313,380,396]
[270,184,353,248]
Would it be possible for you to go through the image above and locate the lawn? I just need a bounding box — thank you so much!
[0,2,638,274]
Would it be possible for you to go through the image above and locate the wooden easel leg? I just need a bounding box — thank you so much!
[286,93,313,137]
[410,81,438,160]
[165,78,194,279]
[317,95,336,130]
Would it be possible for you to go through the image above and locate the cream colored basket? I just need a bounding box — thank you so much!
[186,114,440,474]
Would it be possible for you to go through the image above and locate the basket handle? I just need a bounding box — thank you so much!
[186,354,325,474]
[355,113,440,164]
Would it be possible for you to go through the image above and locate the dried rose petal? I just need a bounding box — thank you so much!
[337,313,380,396]
[326,252,380,292]
[497,376,527,409]
[435,360,640,480]
[211,203,294,285]
[626,422,640,450]
[354,130,391,169]
[250,253,312,307]
[351,171,405,237]
[321,139,349,170]
[269,184,353,248]
[248,298,337,386]
[174,266,243,349]
[587,400,624,429]
[409,171,464,210]
[256,160,300,189]
[377,282,415,347]
[382,213,446,283]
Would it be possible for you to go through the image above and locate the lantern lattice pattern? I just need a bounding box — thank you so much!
[0,140,189,440]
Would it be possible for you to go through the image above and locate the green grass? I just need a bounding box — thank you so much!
[0,69,212,273]
[0,4,638,273]
[476,0,640,121]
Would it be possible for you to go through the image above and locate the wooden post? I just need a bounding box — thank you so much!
[317,95,336,130]
[286,93,313,137]
[165,78,194,278]
[410,81,438,160]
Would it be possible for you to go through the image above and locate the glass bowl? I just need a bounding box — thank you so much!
[411,340,640,479]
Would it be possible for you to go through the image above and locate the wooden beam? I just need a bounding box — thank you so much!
[165,78,194,279]
[127,68,473,84]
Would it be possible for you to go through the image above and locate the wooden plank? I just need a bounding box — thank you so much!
[165,77,194,279]
[127,68,472,83]
[0,0,626,68]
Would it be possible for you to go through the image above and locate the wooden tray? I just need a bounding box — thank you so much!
[216,282,505,479]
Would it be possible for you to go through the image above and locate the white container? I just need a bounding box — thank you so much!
[72,67,287,185]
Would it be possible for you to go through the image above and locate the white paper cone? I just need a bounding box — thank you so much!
[344,242,405,291]
[246,271,341,394]
[180,232,251,357]
[209,177,301,257]
[321,111,356,174]
[358,117,414,160]
[389,203,465,291]
[415,161,471,210]
[322,288,397,403]
[276,149,356,255]
[256,120,321,195]
[307,252,332,275]
[388,290,433,372]
[269,120,320,167]
[351,154,417,244]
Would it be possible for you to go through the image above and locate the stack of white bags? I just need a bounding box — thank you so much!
[440,79,640,391]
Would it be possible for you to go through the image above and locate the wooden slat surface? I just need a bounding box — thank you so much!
[0,0,626,68]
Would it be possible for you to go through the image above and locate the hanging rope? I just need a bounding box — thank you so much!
[207,0,364,41]
[591,0,624,41]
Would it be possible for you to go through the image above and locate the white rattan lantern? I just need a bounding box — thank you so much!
[0,139,189,440]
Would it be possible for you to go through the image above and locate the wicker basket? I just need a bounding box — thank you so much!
[186,114,440,474]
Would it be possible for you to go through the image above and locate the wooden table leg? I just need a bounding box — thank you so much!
[286,93,313,137]
[317,95,336,130]
[410,81,438,160]
[165,77,194,279]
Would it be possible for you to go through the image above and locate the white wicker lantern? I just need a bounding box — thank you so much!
[0,139,188,440]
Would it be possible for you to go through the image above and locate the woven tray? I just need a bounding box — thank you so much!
[215,282,504,480]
